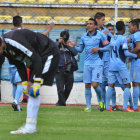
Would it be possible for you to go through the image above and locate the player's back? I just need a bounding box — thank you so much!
[109,34,128,71]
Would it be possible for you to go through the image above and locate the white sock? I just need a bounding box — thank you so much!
[26,95,40,129]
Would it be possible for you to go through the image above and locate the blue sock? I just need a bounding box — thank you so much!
[95,85,102,102]
[106,86,114,110]
[133,87,139,110]
[139,87,140,101]
[129,93,133,108]
[101,84,106,103]
[85,88,92,110]
[123,88,131,109]
[12,84,17,99]
[111,88,116,107]
[15,84,23,104]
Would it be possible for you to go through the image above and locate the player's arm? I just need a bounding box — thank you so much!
[90,44,110,54]
[90,32,110,54]
[68,36,85,53]
[43,22,54,35]
[124,50,137,58]
[129,42,140,54]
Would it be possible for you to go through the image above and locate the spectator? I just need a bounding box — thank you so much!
[55,31,78,106]
[8,15,23,111]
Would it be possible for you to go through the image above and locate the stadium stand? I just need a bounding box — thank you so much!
[58,0,75,4]
[137,1,140,5]
[74,17,90,21]
[0,15,12,20]
[21,16,32,20]
[113,17,131,22]
[38,0,56,3]
[54,16,71,21]
[97,1,114,5]
[18,0,36,3]
[118,1,134,5]
[34,16,52,21]
[77,0,95,4]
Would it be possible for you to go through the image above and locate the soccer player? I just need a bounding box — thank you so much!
[106,23,115,35]
[0,28,60,134]
[8,15,23,111]
[68,18,109,112]
[90,21,137,112]
[129,19,140,111]
[94,12,118,110]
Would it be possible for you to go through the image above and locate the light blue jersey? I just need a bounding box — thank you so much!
[99,27,112,61]
[132,30,140,67]
[131,30,140,82]
[109,34,129,71]
[75,30,109,66]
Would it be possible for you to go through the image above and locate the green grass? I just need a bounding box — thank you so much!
[0,105,140,140]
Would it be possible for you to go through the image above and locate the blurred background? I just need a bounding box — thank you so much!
[0,0,139,82]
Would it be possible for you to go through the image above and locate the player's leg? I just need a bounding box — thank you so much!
[118,70,134,112]
[83,65,92,112]
[106,71,116,111]
[132,66,140,111]
[92,66,104,111]
[13,70,23,111]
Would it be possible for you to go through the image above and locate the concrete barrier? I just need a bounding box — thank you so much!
[1,80,139,106]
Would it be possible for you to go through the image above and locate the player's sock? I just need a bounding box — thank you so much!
[85,88,92,110]
[26,95,40,130]
[106,86,114,110]
[112,88,116,107]
[133,86,139,110]
[101,84,106,104]
[12,84,17,99]
[129,93,133,108]
[15,84,23,104]
[95,85,102,102]
[139,87,140,101]
[123,88,131,109]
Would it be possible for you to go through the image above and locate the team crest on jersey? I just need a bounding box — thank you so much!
[93,39,98,42]
[122,78,127,82]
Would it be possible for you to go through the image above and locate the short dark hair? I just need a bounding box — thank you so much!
[129,19,139,28]
[94,12,105,20]
[106,23,114,28]
[116,21,125,31]
[13,16,22,27]
[88,18,97,25]
[60,30,69,42]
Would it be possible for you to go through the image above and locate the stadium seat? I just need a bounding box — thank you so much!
[114,17,131,22]
[77,0,95,4]
[8,0,16,2]
[38,0,56,3]
[0,0,5,2]
[34,16,52,21]
[74,17,90,21]
[118,1,134,5]
[54,16,71,21]
[58,0,75,4]
[137,1,140,5]
[105,17,111,22]
[18,0,36,3]
[0,15,12,20]
[97,1,114,5]
[21,16,32,20]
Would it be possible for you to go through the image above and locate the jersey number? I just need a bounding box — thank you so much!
[111,46,118,58]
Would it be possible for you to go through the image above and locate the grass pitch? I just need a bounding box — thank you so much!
[0,105,140,140]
